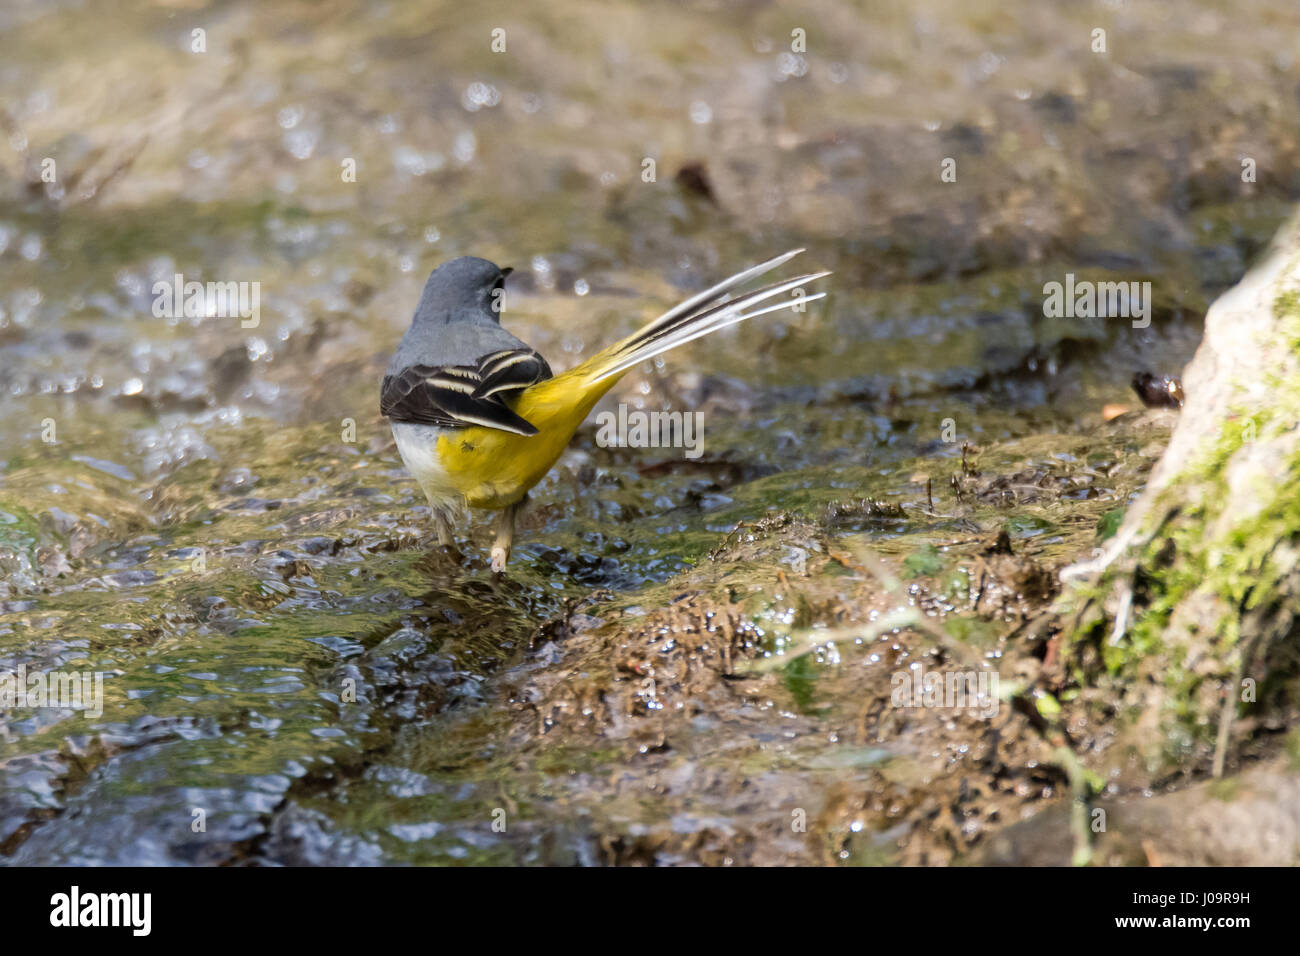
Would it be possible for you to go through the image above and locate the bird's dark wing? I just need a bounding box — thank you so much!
[471,349,552,400]
[380,349,551,436]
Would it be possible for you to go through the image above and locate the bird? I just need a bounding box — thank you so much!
[380,249,829,572]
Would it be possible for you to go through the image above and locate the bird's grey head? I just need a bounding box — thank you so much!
[411,255,513,325]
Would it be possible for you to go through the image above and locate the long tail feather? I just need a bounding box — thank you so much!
[629,248,807,343]
[585,250,830,386]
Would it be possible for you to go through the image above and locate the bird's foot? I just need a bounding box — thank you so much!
[489,499,522,574]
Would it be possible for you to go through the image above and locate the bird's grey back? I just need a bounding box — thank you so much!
[387,313,533,373]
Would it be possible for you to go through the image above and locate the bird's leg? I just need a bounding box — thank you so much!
[433,508,455,547]
[490,499,523,573]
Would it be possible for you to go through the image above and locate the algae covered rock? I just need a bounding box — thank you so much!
[1062,207,1300,775]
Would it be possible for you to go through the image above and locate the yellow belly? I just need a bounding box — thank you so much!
[434,370,611,510]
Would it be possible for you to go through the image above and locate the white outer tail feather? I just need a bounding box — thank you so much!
[591,250,831,384]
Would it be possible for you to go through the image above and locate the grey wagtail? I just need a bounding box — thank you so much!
[380,249,829,571]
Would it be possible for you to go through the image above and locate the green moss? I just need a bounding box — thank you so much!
[903,544,946,577]
[1096,507,1125,540]
[943,614,999,647]
[1207,777,1241,802]
[1274,289,1300,323]
[1284,729,1300,772]
[782,654,827,716]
